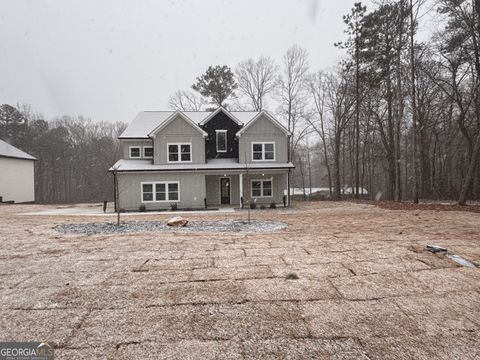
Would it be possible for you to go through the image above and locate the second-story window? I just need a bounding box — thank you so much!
[167,143,191,163]
[129,146,141,159]
[216,130,227,152]
[143,146,153,158]
[252,142,275,161]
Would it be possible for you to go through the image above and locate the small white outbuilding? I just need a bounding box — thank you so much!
[0,139,36,203]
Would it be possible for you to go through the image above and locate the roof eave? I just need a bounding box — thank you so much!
[235,111,290,137]
[0,154,37,161]
[148,111,208,138]
[199,107,243,126]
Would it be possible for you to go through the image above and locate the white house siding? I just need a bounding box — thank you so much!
[0,157,35,203]
[121,139,153,159]
[205,172,287,207]
[238,114,288,163]
[205,174,240,206]
[242,172,287,206]
[117,172,206,211]
[152,115,205,165]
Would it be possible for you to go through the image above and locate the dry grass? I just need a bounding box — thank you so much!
[0,201,479,359]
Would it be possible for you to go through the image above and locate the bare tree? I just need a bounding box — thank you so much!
[235,56,278,111]
[277,45,310,204]
[278,45,310,160]
[325,70,356,199]
[168,90,206,111]
[437,0,480,205]
[306,71,333,196]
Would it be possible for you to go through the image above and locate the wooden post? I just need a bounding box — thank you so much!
[113,169,120,226]
[239,173,243,209]
[287,170,291,207]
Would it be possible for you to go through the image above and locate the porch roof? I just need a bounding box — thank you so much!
[109,159,294,173]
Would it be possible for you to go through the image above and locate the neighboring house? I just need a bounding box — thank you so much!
[0,139,36,203]
[109,107,294,211]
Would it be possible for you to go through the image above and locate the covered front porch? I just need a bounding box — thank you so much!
[205,171,288,208]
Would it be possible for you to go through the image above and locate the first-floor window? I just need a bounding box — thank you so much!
[168,143,191,162]
[155,183,166,201]
[251,179,273,197]
[167,182,179,200]
[142,184,154,201]
[142,182,180,202]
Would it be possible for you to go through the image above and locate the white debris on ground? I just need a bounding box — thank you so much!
[54,220,288,235]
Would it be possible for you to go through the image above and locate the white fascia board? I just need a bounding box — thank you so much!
[148,111,208,138]
[236,111,291,137]
[198,107,243,126]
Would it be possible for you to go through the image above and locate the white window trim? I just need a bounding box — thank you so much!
[143,146,153,159]
[167,142,192,163]
[129,146,141,159]
[141,181,180,203]
[251,142,275,162]
[216,130,227,153]
[250,178,273,198]
[218,176,231,204]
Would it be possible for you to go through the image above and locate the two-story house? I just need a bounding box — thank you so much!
[109,107,294,211]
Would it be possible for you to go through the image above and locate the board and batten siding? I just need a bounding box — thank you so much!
[205,175,240,206]
[0,157,35,203]
[242,173,287,205]
[205,172,287,206]
[202,111,242,159]
[117,172,206,211]
[121,139,153,159]
[238,114,288,163]
[152,115,205,165]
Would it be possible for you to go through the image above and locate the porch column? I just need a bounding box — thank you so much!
[286,170,290,207]
[239,173,243,208]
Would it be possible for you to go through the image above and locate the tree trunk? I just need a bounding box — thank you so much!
[410,0,419,203]
[333,137,342,199]
[458,132,480,204]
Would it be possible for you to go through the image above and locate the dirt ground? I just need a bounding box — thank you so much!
[0,201,479,359]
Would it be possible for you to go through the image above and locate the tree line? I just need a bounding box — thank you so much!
[0,103,125,203]
[170,0,480,204]
[2,0,478,205]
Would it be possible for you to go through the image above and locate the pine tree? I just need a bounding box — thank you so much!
[192,65,237,108]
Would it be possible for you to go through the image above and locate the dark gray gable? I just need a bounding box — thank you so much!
[201,111,242,159]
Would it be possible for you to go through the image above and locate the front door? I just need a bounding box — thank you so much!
[220,177,230,204]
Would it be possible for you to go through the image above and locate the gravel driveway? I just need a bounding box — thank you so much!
[54,220,288,235]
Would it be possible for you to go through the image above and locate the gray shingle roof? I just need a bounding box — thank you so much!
[0,139,36,160]
[119,110,260,139]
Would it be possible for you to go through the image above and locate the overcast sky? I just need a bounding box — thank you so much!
[0,0,392,123]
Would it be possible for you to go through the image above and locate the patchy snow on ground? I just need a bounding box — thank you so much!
[54,220,288,235]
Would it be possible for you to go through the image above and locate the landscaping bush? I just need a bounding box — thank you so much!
[270,202,276,209]
[139,205,146,212]
[250,202,256,209]
[170,203,178,211]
